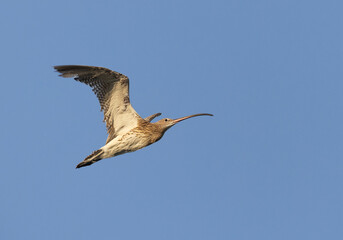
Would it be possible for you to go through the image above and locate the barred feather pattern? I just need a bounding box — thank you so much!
[75,74,114,128]
[54,65,141,143]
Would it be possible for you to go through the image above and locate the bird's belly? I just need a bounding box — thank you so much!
[101,133,151,158]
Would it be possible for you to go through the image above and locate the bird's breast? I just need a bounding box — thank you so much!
[102,125,165,158]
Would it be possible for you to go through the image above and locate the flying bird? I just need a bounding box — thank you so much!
[54,65,213,168]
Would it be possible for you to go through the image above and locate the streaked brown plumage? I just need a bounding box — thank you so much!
[54,65,213,168]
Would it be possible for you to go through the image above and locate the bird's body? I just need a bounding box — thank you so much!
[102,120,164,159]
[54,65,212,168]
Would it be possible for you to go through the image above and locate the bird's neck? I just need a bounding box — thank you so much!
[138,120,167,144]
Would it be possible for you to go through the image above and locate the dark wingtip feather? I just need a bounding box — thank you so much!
[76,162,84,169]
[76,149,104,169]
[53,65,82,78]
[76,161,92,169]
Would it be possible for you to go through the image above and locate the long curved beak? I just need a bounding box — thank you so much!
[173,113,213,123]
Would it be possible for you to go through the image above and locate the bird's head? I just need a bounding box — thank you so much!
[154,113,213,131]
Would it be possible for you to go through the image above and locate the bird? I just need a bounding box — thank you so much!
[54,65,213,168]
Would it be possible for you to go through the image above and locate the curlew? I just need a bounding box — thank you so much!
[54,65,213,168]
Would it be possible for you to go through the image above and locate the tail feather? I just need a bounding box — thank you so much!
[76,149,104,169]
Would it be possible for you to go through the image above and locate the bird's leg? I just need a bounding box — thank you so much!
[144,113,162,122]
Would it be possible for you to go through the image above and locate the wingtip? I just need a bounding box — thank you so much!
[52,66,59,73]
[53,65,63,71]
[53,65,64,76]
[75,161,88,169]
[75,164,82,169]
[75,165,84,169]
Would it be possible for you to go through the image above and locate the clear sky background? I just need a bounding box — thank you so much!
[1,0,342,239]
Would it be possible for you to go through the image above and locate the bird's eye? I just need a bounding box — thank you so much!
[165,119,168,122]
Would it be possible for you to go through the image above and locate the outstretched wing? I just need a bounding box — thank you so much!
[54,65,143,144]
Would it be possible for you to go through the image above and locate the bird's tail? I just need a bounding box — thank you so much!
[76,149,104,169]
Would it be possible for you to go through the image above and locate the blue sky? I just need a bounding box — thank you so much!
[1,0,343,239]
